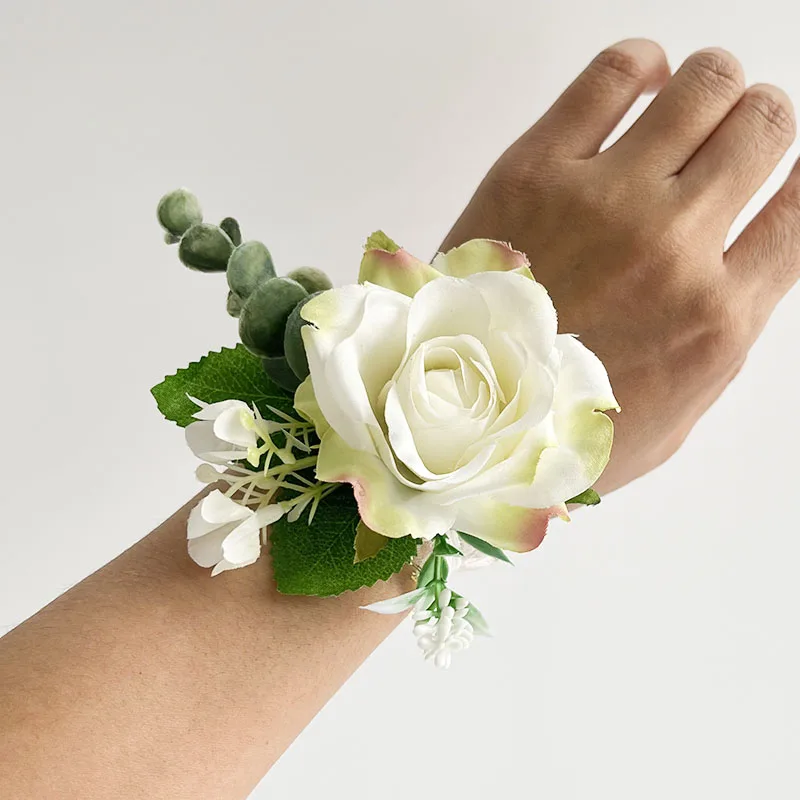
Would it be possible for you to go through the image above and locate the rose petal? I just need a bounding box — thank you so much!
[454,498,568,553]
[358,247,443,297]
[466,270,557,361]
[432,239,531,277]
[302,284,409,452]
[405,277,491,356]
[315,428,457,539]
[505,334,617,508]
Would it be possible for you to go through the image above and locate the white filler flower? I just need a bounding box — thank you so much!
[296,239,618,552]
[188,490,284,576]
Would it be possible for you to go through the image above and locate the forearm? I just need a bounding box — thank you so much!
[0,487,411,799]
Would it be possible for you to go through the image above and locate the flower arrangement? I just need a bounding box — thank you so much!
[152,188,618,667]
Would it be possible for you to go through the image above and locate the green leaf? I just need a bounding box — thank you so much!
[416,553,436,588]
[151,343,295,428]
[364,230,400,253]
[270,488,419,596]
[465,604,491,637]
[457,532,513,564]
[353,521,389,564]
[432,536,462,557]
[566,488,601,506]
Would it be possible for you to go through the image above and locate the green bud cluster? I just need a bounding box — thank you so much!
[157,187,335,391]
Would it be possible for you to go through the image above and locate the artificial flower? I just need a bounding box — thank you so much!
[297,239,618,552]
[184,397,258,464]
[187,489,284,575]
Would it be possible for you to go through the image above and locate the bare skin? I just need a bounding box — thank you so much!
[441,39,800,494]
[2,39,800,798]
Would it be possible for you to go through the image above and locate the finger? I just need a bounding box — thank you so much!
[726,157,800,304]
[679,85,795,228]
[607,48,745,175]
[528,39,670,159]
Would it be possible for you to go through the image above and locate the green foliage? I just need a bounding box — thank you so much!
[226,290,244,318]
[566,488,601,506]
[261,355,301,393]
[416,553,436,588]
[364,230,400,253]
[270,488,419,596]
[157,188,203,236]
[353,521,389,563]
[178,223,234,272]
[465,604,491,636]
[457,532,513,564]
[239,277,308,358]
[283,292,320,381]
[432,536,461,557]
[219,216,242,247]
[151,344,295,428]
[227,241,275,299]
[286,266,333,294]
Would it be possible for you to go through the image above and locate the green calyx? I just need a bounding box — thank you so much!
[364,230,400,253]
[227,241,276,299]
[566,488,601,506]
[157,188,203,237]
[179,223,234,272]
[239,277,308,358]
[286,267,333,295]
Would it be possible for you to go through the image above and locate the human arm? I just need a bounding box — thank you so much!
[3,38,800,799]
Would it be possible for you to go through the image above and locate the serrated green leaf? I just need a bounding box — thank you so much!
[566,488,601,506]
[457,532,513,564]
[151,343,295,427]
[270,488,419,596]
[364,230,400,253]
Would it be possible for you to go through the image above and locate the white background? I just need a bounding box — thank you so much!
[1,1,799,798]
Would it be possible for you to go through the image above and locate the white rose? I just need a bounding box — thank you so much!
[295,239,618,552]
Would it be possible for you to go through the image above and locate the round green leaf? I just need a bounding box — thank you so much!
[226,290,244,318]
[178,223,234,272]
[286,266,333,295]
[157,188,202,236]
[227,240,276,299]
[283,291,321,380]
[239,277,308,358]
[219,216,242,247]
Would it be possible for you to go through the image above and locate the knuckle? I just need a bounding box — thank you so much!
[684,48,744,94]
[591,46,646,84]
[777,178,800,232]
[743,86,796,142]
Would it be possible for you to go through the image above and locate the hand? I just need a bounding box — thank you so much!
[440,39,800,494]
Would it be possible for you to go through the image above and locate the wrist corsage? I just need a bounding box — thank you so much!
[152,188,619,668]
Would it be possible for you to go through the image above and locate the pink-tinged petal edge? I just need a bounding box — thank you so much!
[358,247,443,297]
[511,503,570,553]
[432,239,533,278]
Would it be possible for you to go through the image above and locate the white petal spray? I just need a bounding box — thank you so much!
[184,396,338,575]
[188,490,285,576]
